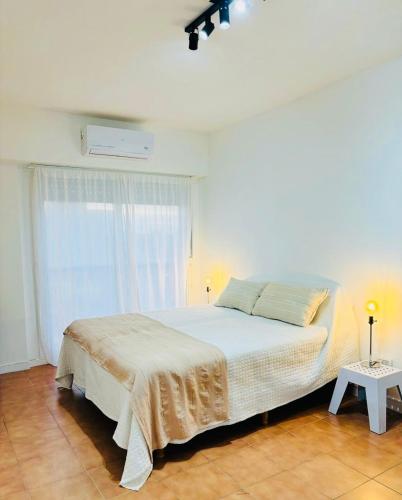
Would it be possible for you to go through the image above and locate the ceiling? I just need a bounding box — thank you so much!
[1,0,402,131]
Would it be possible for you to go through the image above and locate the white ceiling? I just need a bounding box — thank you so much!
[1,0,402,131]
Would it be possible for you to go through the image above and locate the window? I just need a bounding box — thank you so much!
[33,167,191,364]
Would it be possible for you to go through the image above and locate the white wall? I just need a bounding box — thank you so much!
[0,105,208,176]
[202,57,402,368]
[0,167,29,370]
[0,106,208,372]
[2,58,402,373]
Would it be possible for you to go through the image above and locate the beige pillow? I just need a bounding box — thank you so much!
[252,283,329,327]
[215,278,266,315]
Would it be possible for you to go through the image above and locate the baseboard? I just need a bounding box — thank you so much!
[29,358,47,368]
[0,358,47,375]
[0,361,30,374]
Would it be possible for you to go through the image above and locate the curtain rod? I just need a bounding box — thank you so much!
[25,163,194,179]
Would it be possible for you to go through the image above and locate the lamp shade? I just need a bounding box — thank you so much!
[366,300,378,314]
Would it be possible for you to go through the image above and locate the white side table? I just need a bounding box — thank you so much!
[329,362,402,434]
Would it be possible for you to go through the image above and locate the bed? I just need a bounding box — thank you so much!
[56,277,359,490]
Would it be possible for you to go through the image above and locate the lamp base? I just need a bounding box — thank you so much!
[360,359,382,369]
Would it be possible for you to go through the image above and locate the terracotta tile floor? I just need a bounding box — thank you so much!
[1,365,402,499]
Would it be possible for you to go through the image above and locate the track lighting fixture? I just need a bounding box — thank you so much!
[219,1,230,30]
[189,30,199,51]
[200,17,215,40]
[184,0,259,51]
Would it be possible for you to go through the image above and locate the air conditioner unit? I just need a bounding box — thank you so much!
[81,125,154,159]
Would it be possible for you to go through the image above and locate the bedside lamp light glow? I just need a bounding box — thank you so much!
[366,300,378,314]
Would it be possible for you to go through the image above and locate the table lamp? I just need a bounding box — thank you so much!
[361,300,381,368]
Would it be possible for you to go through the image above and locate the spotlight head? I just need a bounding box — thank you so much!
[200,17,215,40]
[189,30,199,50]
[219,0,230,30]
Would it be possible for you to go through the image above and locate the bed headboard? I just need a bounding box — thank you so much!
[248,272,360,369]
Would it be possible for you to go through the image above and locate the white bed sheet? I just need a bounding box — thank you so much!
[57,284,359,491]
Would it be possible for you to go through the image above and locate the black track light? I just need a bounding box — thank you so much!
[219,0,230,30]
[189,30,199,50]
[185,0,254,51]
[200,17,215,40]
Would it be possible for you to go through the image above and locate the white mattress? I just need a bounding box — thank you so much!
[147,306,328,423]
[57,285,359,491]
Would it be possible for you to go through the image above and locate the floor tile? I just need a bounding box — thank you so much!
[0,435,18,470]
[60,422,94,447]
[6,414,59,442]
[73,438,111,470]
[51,406,83,427]
[0,371,28,382]
[0,464,26,498]
[116,480,179,499]
[367,427,402,457]
[8,421,65,445]
[87,460,128,498]
[278,413,321,432]
[375,463,402,494]
[214,445,282,487]
[309,405,331,420]
[1,365,401,499]
[245,470,328,499]
[291,454,367,498]
[73,437,125,470]
[0,378,32,393]
[29,473,102,499]
[199,438,247,461]
[3,404,55,423]
[12,435,71,462]
[34,384,60,400]
[20,447,83,489]
[307,417,357,437]
[29,374,57,387]
[162,462,239,500]
[242,425,285,446]
[221,491,253,499]
[324,413,372,437]
[28,365,56,377]
[0,384,38,399]
[162,447,209,471]
[251,432,320,469]
[79,419,117,444]
[0,491,31,500]
[330,438,401,477]
[289,419,353,454]
[149,457,188,482]
[338,479,401,499]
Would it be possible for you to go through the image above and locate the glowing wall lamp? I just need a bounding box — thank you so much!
[205,277,212,304]
[361,300,381,368]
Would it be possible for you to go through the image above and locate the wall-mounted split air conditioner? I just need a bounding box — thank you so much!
[81,125,154,159]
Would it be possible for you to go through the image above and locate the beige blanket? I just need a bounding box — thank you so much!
[62,313,229,452]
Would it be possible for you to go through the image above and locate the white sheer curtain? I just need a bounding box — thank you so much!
[32,166,192,365]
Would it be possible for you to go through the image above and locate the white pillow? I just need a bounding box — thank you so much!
[215,277,266,315]
[252,282,329,327]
